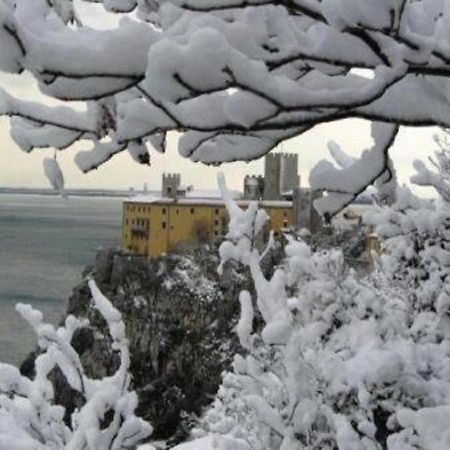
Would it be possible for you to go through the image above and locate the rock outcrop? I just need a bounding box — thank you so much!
[21,248,253,444]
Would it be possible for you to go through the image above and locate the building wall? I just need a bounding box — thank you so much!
[265,206,294,235]
[122,202,153,255]
[122,201,294,258]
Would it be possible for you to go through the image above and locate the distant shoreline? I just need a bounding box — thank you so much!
[0,187,159,198]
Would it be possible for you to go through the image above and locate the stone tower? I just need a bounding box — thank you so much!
[293,188,323,233]
[162,173,181,199]
[243,175,265,200]
[263,153,300,200]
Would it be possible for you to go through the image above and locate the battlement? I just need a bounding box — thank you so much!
[244,175,264,183]
[266,153,298,160]
[162,173,181,182]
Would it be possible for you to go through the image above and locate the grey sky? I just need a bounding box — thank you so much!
[0,2,441,194]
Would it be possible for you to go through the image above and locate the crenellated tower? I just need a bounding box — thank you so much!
[243,175,265,200]
[162,173,181,199]
[263,153,300,200]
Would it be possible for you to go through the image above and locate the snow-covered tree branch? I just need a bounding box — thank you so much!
[1,0,450,205]
[0,280,152,450]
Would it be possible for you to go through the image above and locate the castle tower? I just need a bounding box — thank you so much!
[162,173,181,199]
[293,187,323,233]
[243,175,265,200]
[263,153,300,200]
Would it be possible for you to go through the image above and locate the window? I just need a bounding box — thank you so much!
[214,230,219,236]
[176,209,179,215]
[215,208,219,215]
[284,210,288,217]
[162,208,167,215]
[214,219,219,226]
[125,219,129,225]
[162,221,166,229]
[190,208,195,214]
[167,187,172,194]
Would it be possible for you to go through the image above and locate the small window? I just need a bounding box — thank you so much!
[176,209,179,215]
[125,219,129,225]
[190,208,195,214]
[162,208,167,215]
[162,221,166,229]
[284,210,288,217]
[215,208,219,215]
[214,219,219,226]
[214,230,219,236]
[167,187,172,193]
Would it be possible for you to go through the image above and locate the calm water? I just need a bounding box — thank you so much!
[0,194,122,366]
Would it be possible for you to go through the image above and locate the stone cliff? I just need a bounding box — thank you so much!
[21,248,254,445]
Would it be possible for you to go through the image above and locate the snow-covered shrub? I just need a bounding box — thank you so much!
[0,280,152,450]
[366,134,450,315]
[193,174,450,450]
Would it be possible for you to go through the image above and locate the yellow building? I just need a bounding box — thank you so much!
[122,194,294,258]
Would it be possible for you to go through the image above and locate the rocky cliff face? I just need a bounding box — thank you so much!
[21,248,253,444]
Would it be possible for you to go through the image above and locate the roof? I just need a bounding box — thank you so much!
[124,196,292,208]
[185,189,242,199]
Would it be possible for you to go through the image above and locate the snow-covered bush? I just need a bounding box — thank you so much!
[366,133,450,315]
[1,1,450,214]
[0,280,152,450]
[193,173,450,450]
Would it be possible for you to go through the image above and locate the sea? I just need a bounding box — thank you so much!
[0,194,123,366]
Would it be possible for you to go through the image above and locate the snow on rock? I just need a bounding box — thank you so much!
[19,247,253,443]
[172,435,251,450]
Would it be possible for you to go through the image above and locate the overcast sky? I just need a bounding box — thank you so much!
[0,2,441,194]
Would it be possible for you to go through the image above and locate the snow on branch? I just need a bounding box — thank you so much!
[310,122,398,219]
[0,280,152,450]
[1,0,450,204]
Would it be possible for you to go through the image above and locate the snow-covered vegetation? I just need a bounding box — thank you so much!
[0,280,152,449]
[1,0,450,214]
[187,153,450,449]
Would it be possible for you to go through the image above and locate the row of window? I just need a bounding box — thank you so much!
[126,204,290,217]
[126,205,151,213]
[125,218,149,227]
